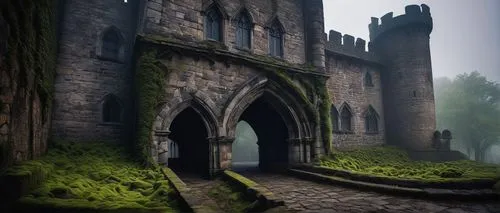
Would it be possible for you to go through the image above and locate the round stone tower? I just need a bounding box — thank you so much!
[369,4,436,151]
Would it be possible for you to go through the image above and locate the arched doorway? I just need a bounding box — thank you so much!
[232,96,289,171]
[231,121,259,171]
[168,107,210,178]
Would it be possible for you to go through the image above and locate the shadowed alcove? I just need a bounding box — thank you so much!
[231,96,289,172]
[168,107,210,178]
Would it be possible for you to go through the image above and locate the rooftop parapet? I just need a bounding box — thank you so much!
[325,30,380,64]
[369,4,433,42]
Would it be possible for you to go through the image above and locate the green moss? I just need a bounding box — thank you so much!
[317,146,500,182]
[7,141,180,212]
[224,170,258,188]
[207,181,253,213]
[135,49,168,165]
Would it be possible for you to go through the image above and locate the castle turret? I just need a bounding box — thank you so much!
[369,5,436,150]
[304,0,326,72]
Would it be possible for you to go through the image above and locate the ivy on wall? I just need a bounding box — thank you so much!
[1,0,57,115]
[0,0,58,167]
[135,49,168,166]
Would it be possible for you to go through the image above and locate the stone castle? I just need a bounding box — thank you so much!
[49,0,436,175]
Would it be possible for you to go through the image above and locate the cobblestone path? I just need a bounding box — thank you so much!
[242,172,500,213]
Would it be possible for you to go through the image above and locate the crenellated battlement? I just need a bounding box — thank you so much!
[324,30,379,63]
[369,4,433,42]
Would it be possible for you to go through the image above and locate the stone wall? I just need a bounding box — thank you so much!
[0,0,58,169]
[326,55,385,149]
[51,0,140,142]
[142,0,306,64]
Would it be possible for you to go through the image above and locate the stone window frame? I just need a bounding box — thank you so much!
[331,105,340,133]
[364,71,374,87]
[100,94,124,126]
[265,16,286,58]
[233,8,255,51]
[202,2,228,43]
[96,26,126,63]
[364,105,379,134]
[339,102,354,133]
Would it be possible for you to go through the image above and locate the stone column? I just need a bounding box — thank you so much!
[288,138,302,164]
[304,137,314,163]
[218,137,234,171]
[154,130,170,166]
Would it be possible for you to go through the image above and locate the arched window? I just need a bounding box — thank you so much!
[331,105,339,132]
[365,106,379,133]
[365,72,373,87]
[205,5,222,41]
[340,104,353,131]
[101,28,122,60]
[236,11,252,49]
[102,95,123,123]
[269,20,283,57]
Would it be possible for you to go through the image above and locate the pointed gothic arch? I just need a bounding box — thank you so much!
[202,1,228,42]
[364,105,379,133]
[339,103,353,132]
[97,26,125,62]
[265,17,285,57]
[234,8,254,49]
[154,89,219,138]
[100,94,123,123]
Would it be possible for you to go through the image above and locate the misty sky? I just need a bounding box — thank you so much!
[323,0,500,82]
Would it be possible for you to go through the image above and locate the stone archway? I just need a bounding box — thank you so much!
[152,89,219,178]
[221,76,316,171]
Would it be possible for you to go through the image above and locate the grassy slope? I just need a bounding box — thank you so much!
[317,146,500,182]
[4,141,180,212]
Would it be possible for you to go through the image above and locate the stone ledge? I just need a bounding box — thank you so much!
[161,168,218,213]
[289,169,500,201]
[137,34,330,78]
[294,165,498,190]
[222,170,285,211]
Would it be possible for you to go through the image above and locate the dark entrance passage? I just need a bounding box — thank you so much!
[168,107,209,178]
[234,96,289,172]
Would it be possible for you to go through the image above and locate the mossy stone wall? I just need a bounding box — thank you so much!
[0,0,58,170]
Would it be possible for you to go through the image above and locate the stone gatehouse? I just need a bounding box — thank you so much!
[51,0,436,176]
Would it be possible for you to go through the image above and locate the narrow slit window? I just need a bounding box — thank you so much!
[269,21,283,57]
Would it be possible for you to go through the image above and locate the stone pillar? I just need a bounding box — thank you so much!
[208,137,218,177]
[304,138,314,163]
[218,137,234,171]
[288,138,302,164]
[304,0,326,71]
[154,130,170,166]
[208,137,235,177]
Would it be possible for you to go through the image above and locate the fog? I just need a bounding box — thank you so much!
[231,121,259,166]
[323,0,500,82]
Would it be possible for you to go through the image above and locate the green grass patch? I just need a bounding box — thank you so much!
[207,181,254,213]
[4,141,180,212]
[317,146,500,182]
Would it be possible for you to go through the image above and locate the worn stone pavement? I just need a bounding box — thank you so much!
[241,172,500,213]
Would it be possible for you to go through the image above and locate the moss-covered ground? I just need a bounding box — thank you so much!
[207,181,254,213]
[4,141,181,212]
[317,146,500,182]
